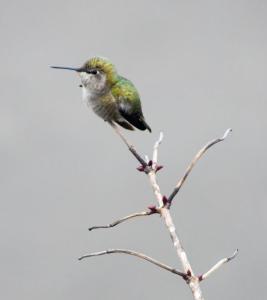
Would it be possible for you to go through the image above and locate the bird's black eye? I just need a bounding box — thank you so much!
[88,69,98,75]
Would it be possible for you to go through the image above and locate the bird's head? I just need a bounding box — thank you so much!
[51,57,118,95]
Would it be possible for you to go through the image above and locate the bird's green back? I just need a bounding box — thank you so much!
[111,76,142,113]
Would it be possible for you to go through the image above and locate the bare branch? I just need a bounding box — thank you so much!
[198,249,238,281]
[147,133,207,299]
[78,248,187,278]
[148,172,164,208]
[168,128,232,206]
[110,122,148,168]
[88,210,157,231]
[86,129,235,300]
[152,131,164,168]
[145,132,165,207]
[144,134,205,299]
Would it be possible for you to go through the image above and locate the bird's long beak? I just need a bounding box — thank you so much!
[50,66,84,72]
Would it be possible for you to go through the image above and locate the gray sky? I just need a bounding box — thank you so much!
[1,1,266,299]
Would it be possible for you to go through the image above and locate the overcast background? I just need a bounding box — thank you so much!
[1,1,266,299]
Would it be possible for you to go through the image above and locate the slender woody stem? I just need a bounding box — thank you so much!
[168,128,232,207]
[88,210,156,231]
[149,133,203,300]
[199,249,238,281]
[152,132,163,169]
[79,248,187,278]
[86,127,235,300]
[110,122,148,168]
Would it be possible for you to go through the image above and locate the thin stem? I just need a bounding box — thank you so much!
[110,122,148,168]
[79,248,187,278]
[87,129,235,300]
[88,210,157,231]
[168,128,232,206]
[152,132,163,169]
[147,133,164,207]
[199,249,238,281]
[149,133,203,300]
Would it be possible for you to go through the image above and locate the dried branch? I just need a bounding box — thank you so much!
[198,249,238,281]
[110,122,148,169]
[88,210,157,231]
[167,128,232,207]
[78,248,187,278]
[83,127,236,300]
[147,133,203,300]
[152,131,163,168]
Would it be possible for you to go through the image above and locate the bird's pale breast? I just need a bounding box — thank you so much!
[82,87,119,121]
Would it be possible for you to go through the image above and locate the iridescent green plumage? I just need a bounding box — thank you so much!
[111,76,151,131]
[82,57,151,132]
[52,57,151,132]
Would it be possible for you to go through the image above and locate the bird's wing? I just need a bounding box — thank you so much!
[111,77,151,132]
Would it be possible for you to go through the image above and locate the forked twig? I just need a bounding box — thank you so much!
[83,127,236,300]
[88,210,157,231]
[147,133,203,299]
[79,248,187,278]
[167,128,232,207]
[198,249,238,281]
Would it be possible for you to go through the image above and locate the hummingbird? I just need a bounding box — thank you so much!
[51,57,151,132]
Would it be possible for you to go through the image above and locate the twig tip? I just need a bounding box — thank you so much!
[222,128,232,140]
[148,205,159,214]
[229,248,239,261]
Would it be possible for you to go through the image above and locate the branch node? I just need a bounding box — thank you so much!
[162,195,168,205]
[182,273,190,282]
[137,165,146,172]
[147,205,160,214]
[155,165,164,173]
[161,195,172,209]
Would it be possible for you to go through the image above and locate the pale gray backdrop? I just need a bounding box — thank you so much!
[1,1,266,299]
